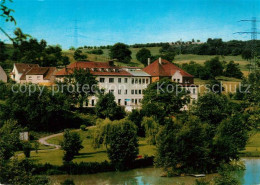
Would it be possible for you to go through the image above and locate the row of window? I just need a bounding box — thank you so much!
[117,99,142,105]
[108,89,143,95]
[99,77,149,84]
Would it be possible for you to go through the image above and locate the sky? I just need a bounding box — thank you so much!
[0,0,260,49]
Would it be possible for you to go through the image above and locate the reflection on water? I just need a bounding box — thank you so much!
[50,158,260,185]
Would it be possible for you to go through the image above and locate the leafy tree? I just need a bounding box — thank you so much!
[0,41,8,61]
[155,117,210,175]
[128,109,145,137]
[109,43,132,63]
[204,57,224,79]
[61,129,83,162]
[74,48,87,61]
[67,68,98,108]
[242,49,253,61]
[141,116,159,145]
[61,179,75,185]
[95,92,125,120]
[224,61,243,79]
[0,120,21,160]
[142,78,189,122]
[181,61,204,78]
[136,48,152,66]
[207,79,224,94]
[22,141,32,158]
[162,51,176,62]
[106,119,139,170]
[0,84,72,131]
[0,0,16,24]
[192,93,229,126]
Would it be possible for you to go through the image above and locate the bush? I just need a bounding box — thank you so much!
[80,124,87,131]
[61,179,75,185]
[22,141,32,158]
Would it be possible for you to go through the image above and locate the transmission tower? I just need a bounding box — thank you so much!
[235,17,260,72]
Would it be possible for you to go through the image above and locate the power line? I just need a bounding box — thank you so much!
[234,17,260,72]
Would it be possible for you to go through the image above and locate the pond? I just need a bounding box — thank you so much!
[50,158,260,185]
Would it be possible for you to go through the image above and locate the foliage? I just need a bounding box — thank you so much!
[95,92,126,120]
[224,61,243,79]
[22,141,32,158]
[204,57,224,79]
[12,36,69,67]
[141,116,160,145]
[61,179,75,185]
[0,120,21,160]
[107,119,139,170]
[80,124,87,131]
[136,48,152,66]
[87,49,103,55]
[0,0,16,24]
[207,79,224,94]
[109,43,132,63]
[142,78,189,122]
[61,129,83,162]
[181,61,204,78]
[155,117,210,175]
[74,48,87,61]
[0,84,73,131]
[127,109,145,137]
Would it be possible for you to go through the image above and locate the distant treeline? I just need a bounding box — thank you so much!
[81,38,260,59]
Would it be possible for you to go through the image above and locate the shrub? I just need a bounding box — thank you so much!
[61,179,75,185]
[80,124,87,131]
[22,141,32,158]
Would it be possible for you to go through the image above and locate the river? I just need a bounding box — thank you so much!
[50,158,260,185]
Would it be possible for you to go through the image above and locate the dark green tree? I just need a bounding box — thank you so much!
[61,129,83,162]
[136,48,152,66]
[95,92,125,120]
[204,57,224,79]
[107,119,139,170]
[73,48,87,61]
[109,43,132,63]
[142,78,189,122]
[224,61,243,79]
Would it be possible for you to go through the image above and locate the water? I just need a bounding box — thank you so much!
[50,158,260,185]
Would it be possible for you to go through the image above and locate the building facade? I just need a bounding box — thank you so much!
[0,66,7,83]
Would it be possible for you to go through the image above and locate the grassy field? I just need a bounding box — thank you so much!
[241,131,260,157]
[19,128,156,165]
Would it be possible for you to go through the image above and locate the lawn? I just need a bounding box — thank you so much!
[241,131,260,157]
[19,128,156,166]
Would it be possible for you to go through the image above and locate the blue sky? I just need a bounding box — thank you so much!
[0,0,259,49]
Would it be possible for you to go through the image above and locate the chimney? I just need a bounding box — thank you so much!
[159,57,162,65]
[108,60,114,66]
[147,58,151,66]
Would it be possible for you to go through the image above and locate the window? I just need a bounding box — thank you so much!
[37,76,41,80]
[118,89,121,94]
[135,99,137,105]
[173,79,176,82]
[91,100,95,106]
[109,90,114,94]
[131,99,134,103]
[109,78,114,83]
[131,90,134,94]
[124,99,127,106]
[139,79,141,84]
[125,90,127,94]
[118,78,121,83]
[146,79,149,84]
[135,90,137,94]
[124,78,128,83]
[139,90,141,94]
[142,79,145,84]
[193,88,196,94]
[118,99,121,105]
[135,78,138,84]
[177,79,180,83]
[132,78,134,84]
[100,78,105,83]
[139,99,141,103]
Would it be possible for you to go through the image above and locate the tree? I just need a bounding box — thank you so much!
[68,68,98,108]
[73,48,87,61]
[109,43,132,63]
[61,129,83,162]
[207,79,224,94]
[142,78,190,122]
[22,141,32,158]
[0,41,8,61]
[141,117,159,145]
[224,61,243,79]
[242,49,253,61]
[0,120,21,160]
[95,93,125,120]
[136,48,152,66]
[204,57,224,79]
[128,109,145,137]
[162,52,176,62]
[155,117,210,175]
[107,119,139,170]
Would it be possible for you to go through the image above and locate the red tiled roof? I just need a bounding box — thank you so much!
[55,61,133,77]
[14,63,39,73]
[143,58,193,77]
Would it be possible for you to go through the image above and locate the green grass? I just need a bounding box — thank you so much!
[19,128,156,165]
[241,131,260,157]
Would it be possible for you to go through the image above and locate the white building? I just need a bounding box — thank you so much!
[10,63,39,83]
[55,61,151,111]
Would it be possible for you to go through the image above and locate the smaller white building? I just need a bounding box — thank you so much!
[10,63,39,83]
